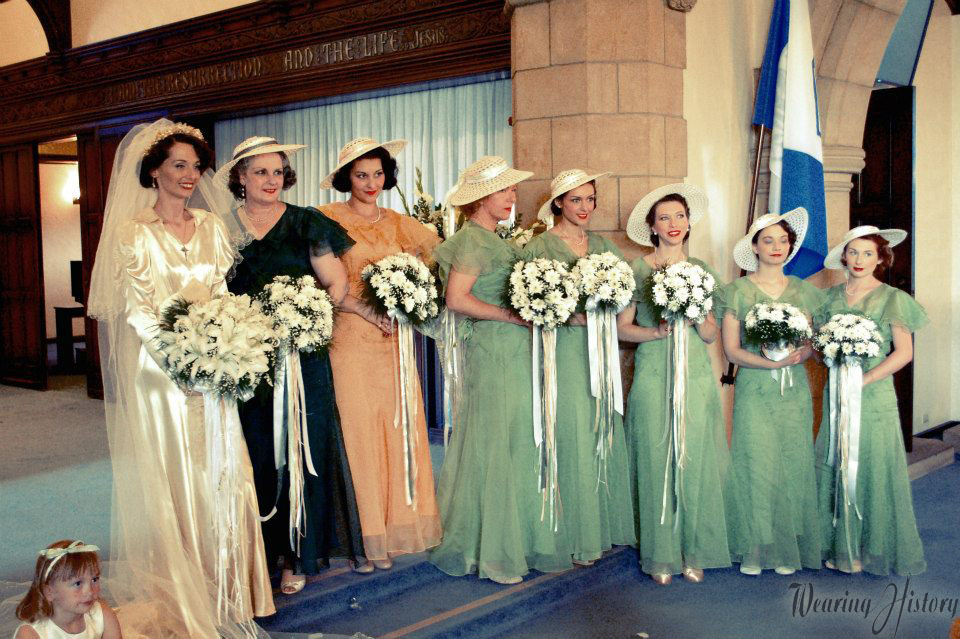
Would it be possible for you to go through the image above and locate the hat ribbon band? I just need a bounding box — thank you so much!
[232,138,280,161]
[464,163,510,185]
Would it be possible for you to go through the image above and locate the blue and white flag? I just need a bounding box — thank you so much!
[753,0,828,278]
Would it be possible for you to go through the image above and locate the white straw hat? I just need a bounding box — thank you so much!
[446,156,533,206]
[626,183,708,246]
[213,136,306,186]
[823,225,907,270]
[732,208,809,272]
[536,169,610,227]
[319,137,407,190]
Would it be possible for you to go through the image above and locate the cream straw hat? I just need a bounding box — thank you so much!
[319,137,407,190]
[823,225,907,270]
[732,208,809,272]
[214,136,306,186]
[536,169,610,228]
[626,183,708,247]
[446,156,533,206]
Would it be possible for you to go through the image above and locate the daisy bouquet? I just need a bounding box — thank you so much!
[816,312,884,541]
[257,274,336,549]
[508,258,579,528]
[361,252,440,505]
[569,252,635,478]
[744,301,812,394]
[642,261,716,526]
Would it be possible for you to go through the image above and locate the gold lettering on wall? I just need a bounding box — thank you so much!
[282,26,449,72]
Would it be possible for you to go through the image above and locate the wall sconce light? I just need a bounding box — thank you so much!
[62,165,81,205]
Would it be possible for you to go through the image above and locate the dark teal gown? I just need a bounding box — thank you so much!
[228,203,365,574]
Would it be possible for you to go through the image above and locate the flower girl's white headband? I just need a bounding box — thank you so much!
[39,541,100,581]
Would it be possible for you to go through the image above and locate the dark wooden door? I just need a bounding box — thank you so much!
[849,86,915,447]
[0,144,46,389]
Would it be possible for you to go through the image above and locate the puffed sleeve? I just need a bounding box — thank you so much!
[433,226,493,286]
[631,258,647,303]
[715,279,743,321]
[395,212,442,265]
[523,233,549,260]
[301,206,354,257]
[119,222,167,367]
[790,277,827,319]
[881,287,929,333]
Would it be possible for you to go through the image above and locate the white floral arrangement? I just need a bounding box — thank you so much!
[644,261,716,324]
[508,258,579,329]
[570,251,636,313]
[743,301,812,359]
[157,294,275,400]
[258,275,335,353]
[361,252,440,325]
[497,219,547,248]
[814,312,883,367]
[397,167,445,238]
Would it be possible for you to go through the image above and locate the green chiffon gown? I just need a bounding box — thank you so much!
[626,257,732,576]
[524,231,636,562]
[429,221,572,580]
[720,276,824,571]
[815,283,927,576]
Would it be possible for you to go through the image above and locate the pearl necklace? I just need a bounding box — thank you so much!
[558,228,586,247]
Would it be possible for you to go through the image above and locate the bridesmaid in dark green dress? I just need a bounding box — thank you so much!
[217,137,366,594]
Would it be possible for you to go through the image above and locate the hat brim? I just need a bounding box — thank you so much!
[732,207,809,272]
[448,168,534,206]
[213,143,306,187]
[536,172,610,224]
[319,139,407,190]
[823,227,907,270]
[626,183,707,246]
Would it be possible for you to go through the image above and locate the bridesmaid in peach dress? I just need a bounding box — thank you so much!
[318,138,442,569]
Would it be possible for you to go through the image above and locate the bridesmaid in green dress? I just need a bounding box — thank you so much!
[217,137,367,594]
[429,156,572,585]
[815,226,927,576]
[524,169,635,566]
[719,209,823,576]
[619,184,731,585]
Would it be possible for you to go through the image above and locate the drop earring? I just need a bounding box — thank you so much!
[240,184,245,199]
[152,177,158,189]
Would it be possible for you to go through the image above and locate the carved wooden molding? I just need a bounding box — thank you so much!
[26,0,71,55]
[0,0,509,144]
[666,0,696,11]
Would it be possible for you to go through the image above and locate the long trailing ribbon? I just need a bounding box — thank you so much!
[586,308,624,491]
[268,349,319,556]
[771,365,794,396]
[390,316,420,507]
[533,327,561,531]
[826,362,864,566]
[202,393,245,626]
[440,309,462,447]
[659,319,688,528]
[765,341,794,397]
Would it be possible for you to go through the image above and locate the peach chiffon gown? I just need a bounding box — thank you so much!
[320,202,443,561]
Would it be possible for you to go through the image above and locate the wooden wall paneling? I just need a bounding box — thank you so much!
[0,144,46,389]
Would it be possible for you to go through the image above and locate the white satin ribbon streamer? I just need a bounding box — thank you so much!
[391,317,420,507]
[268,349,319,556]
[440,309,461,447]
[586,308,624,491]
[202,393,245,625]
[536,328,561,530]
[771,365,794,396]
[659,320,688,528]
[532,325,543,449]
[826,362,864,562]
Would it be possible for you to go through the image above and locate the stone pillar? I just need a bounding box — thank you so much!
[508,0,690,256]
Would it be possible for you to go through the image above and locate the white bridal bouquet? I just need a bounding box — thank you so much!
[258,274,335,352]
[570,251,636,313]
[361,252,440,506]
[361,252,440,325]
[158,293,275,400]
[508,258,579,328]
[744,302,812,361]
[814,313,883,366]
[645,261,716,324]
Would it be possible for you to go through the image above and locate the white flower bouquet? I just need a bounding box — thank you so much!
[397,167,445,238]
[644,261,716,324]
[508,258,579,328]
[157,293,275,400]
[361,252,440,326]
[258,274,334,353]
[497,219,547,248]
[570,251,635,313]
[744,302,812,361]
[814,312,883,367]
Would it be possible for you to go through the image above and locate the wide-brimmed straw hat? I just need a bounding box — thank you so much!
[319,137,407,190]
[536,169,610,227]
[213,136,306,186]
[823,225,907,270]
[626,183,708,246]
[732,208,809,272]
[446,156,533,206]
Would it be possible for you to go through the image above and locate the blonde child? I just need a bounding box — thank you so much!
[14,541,121,639]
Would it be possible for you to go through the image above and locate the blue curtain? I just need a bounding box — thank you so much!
[214,74,513,211]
